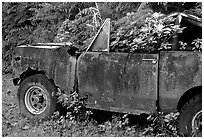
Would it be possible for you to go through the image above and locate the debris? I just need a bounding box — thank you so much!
[22,125,30,130]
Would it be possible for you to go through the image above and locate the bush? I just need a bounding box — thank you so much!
[55,7,103,51]
[142,112,180,137]
[110,12,195,53]
[55,90,181,137]
[56,9,202,53]
[40,90,142,137]
[57,91,92,122]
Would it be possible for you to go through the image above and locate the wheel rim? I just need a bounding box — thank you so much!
[24,86,48,115]
[192,110,202,136]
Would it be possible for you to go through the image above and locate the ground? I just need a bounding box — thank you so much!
[2,73,28,136]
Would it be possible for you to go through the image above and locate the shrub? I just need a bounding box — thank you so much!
[55,7,103,51]
[142,112,180,137]
[110,12,188,53]
[57,91,92,121]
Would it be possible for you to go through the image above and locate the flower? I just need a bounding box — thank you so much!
[152,12,161,18]
[155,24,164,32]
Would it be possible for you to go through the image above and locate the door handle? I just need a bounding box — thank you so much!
[142,59,157,64]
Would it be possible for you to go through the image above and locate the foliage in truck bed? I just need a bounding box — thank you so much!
[55,9,202,53]
[110,12,202,53]
[110,11,177,53]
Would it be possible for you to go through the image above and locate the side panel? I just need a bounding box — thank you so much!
[159,51,202,112]
[13,47,76,93]
[77,52,158,114]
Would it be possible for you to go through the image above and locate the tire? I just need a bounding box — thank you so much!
[178,93,202,137]
[17,74,57,119]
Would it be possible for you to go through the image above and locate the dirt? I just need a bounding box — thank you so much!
[2,74,21,136]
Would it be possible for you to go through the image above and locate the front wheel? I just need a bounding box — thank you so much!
[178,93,202,137]
[17,74,57,119]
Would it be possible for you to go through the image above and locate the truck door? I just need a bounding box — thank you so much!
[77,52,129,111]
[77,52,158,114]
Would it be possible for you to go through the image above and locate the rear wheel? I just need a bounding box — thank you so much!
[178,93,202,137]
[17,74,57,119]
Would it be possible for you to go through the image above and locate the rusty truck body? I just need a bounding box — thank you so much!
[12,13,202,136]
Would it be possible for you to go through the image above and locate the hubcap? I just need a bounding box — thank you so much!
[25,86,48,115]
[192,110,202,136]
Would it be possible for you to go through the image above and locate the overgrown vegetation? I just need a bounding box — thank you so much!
[55,7,103,50]
[111,12,202,53]
[110,12,181,53]
[2,2,202,61]
[2,2,202,137]
[47,90,182,137]
[142,112,180,137]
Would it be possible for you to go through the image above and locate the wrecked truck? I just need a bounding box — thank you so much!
[12,13,201,136]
